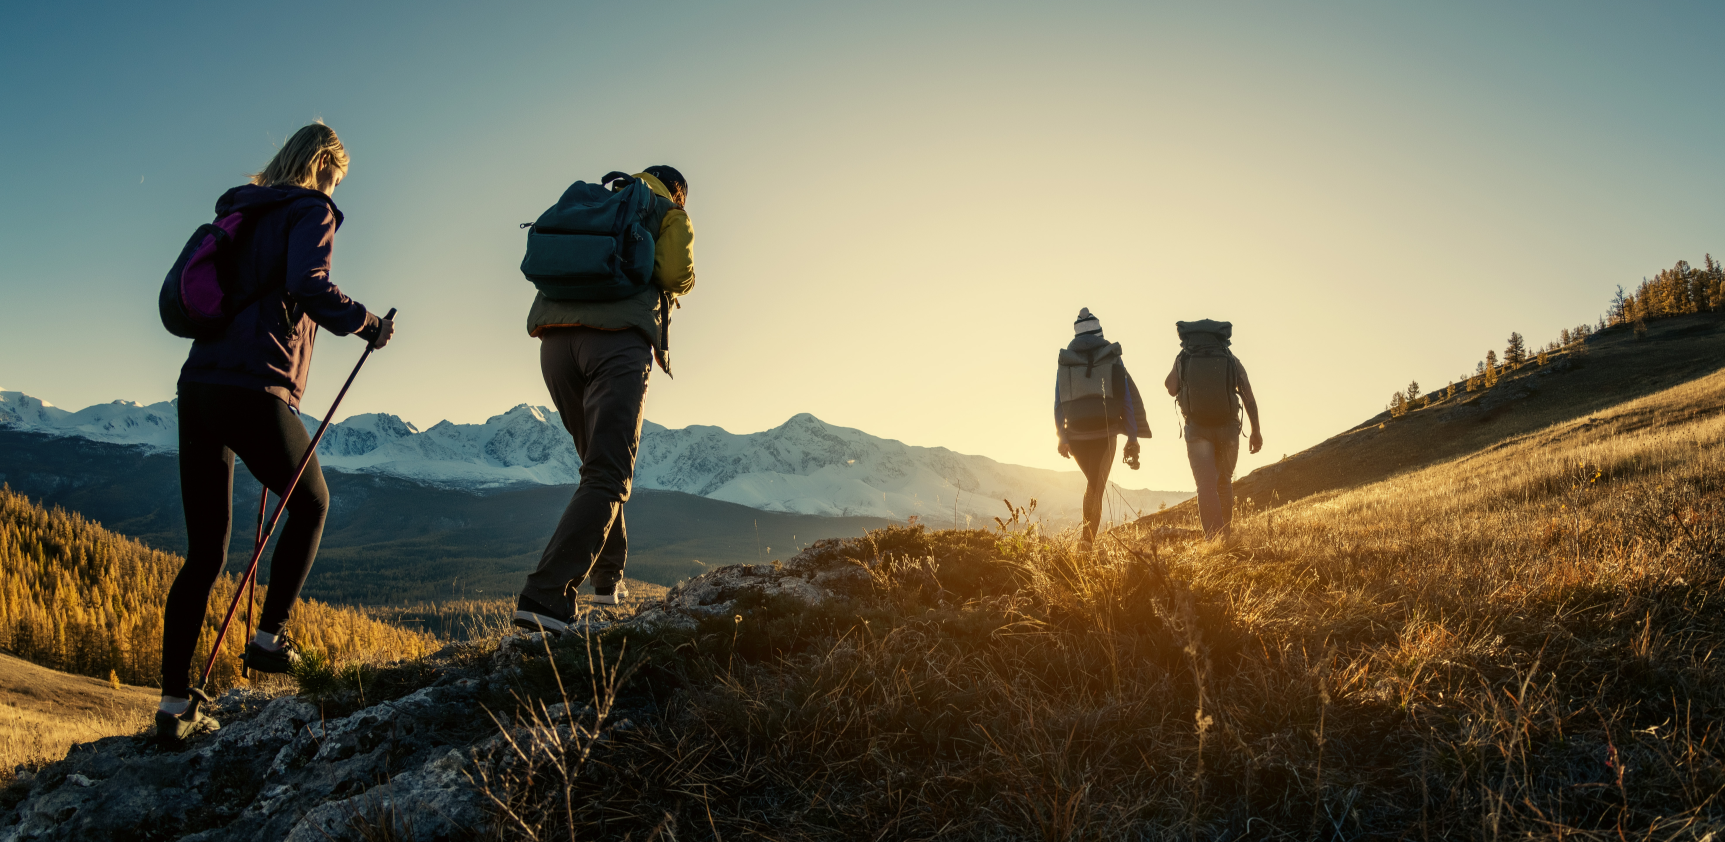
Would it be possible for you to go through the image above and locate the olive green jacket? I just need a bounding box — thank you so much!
[526,172,695,372]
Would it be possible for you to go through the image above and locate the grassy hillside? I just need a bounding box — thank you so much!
[476,350,1725,838]
[0,434,892,600]
[0,486,436,692]
[0,653,154,783]
[1213,310,1725,512]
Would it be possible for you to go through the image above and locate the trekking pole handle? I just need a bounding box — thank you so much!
[370,308,397,350]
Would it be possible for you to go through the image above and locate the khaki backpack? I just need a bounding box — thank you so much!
[1057,342,1126,435]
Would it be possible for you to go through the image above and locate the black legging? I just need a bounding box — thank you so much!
[161,382,329,696]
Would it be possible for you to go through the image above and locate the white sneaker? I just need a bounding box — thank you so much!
[593,581,629,605]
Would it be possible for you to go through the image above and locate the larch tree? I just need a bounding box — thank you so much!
[1505,332,1527,367]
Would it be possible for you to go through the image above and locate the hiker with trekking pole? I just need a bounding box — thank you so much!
[1165,319,1261,541]
[1055,308,1151,548]
[512,166,695,635]
[154,122,395,749]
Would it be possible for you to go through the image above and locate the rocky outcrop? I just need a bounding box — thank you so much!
[0,642,539,842]
[629,555,874,633]
[1,550,879,842]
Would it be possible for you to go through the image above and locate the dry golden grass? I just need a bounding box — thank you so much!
[470,364,1725,839]
[0,653,154,783]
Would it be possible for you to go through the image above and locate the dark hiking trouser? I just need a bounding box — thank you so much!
[1069,435,1117,545]
[1185,423,1241,539]
[521,327,653,612]
[163,383,330,696]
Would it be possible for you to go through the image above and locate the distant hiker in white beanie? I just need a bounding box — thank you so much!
[1054,308,1150,546]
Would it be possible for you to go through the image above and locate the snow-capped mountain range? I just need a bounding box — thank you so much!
[0,390,1189,524]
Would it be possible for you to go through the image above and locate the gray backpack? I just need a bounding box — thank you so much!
[1175,320,1239,426]
[1057,342,1126,435]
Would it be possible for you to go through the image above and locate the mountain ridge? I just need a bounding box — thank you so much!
[0,391,1189,525]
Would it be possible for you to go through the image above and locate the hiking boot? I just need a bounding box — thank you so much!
[242,632,304,675]
[156,701,219,751]
[593,581,628,606]
[514,594,573,636]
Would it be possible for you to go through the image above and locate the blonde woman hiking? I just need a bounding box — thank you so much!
[1055,308,1150,547]
[157,123,394,749]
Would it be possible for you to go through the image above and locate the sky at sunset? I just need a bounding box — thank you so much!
[3,2,1722,492]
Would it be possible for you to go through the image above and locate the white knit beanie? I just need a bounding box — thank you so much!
[1074,308,1102,336]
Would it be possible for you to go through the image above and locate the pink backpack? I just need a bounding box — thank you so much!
[157,199,293,340]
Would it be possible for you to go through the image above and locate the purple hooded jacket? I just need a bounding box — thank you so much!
[177,185,380,409]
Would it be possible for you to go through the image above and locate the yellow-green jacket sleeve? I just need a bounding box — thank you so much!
[654,209,695,296]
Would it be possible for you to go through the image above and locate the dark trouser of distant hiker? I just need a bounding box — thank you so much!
[1165,319,1262,542]
[514,166,696,635]
[1055,309,1148,548]
[1185,423,1241,539]
[518,328,652,620]
[1068,435,1118,545]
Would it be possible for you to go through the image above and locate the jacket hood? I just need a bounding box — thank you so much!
[632,172,677,206]
[1059,336,1122,366]
[1065,334,1116,354]
[215,184,343,227]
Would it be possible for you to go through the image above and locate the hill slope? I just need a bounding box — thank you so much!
[0,653,154,781]
[1212,310,1725,512]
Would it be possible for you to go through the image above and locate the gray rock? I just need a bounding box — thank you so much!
[0,553,871,841]
[624,556,868,634]
[0,649,501,842]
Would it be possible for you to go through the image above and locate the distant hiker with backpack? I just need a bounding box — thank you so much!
[513,166,695,635]
[1165,319,1261,540]
[1056,308,1150,546]
[158,122,393,748]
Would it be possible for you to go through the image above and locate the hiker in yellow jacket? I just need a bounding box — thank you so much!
[516,167,695,633]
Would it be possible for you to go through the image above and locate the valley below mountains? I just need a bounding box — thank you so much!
[0,394,1188,596]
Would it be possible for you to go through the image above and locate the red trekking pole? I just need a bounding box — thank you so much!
[190,308,396,707]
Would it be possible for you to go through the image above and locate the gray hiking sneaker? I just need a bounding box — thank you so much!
[593,581,629,606]
[241,632,304,675]
[513,594,573,636]
[156,695,219,751]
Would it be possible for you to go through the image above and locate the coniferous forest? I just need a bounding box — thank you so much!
[0,485,435,691]
[1389,255,1721,414]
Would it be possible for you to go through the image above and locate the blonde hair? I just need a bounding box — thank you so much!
[250,122,348,189]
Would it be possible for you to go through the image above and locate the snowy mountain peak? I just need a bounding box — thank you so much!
[0,390,1190,525]
[2,389,177,450]
[490,404,554,425]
